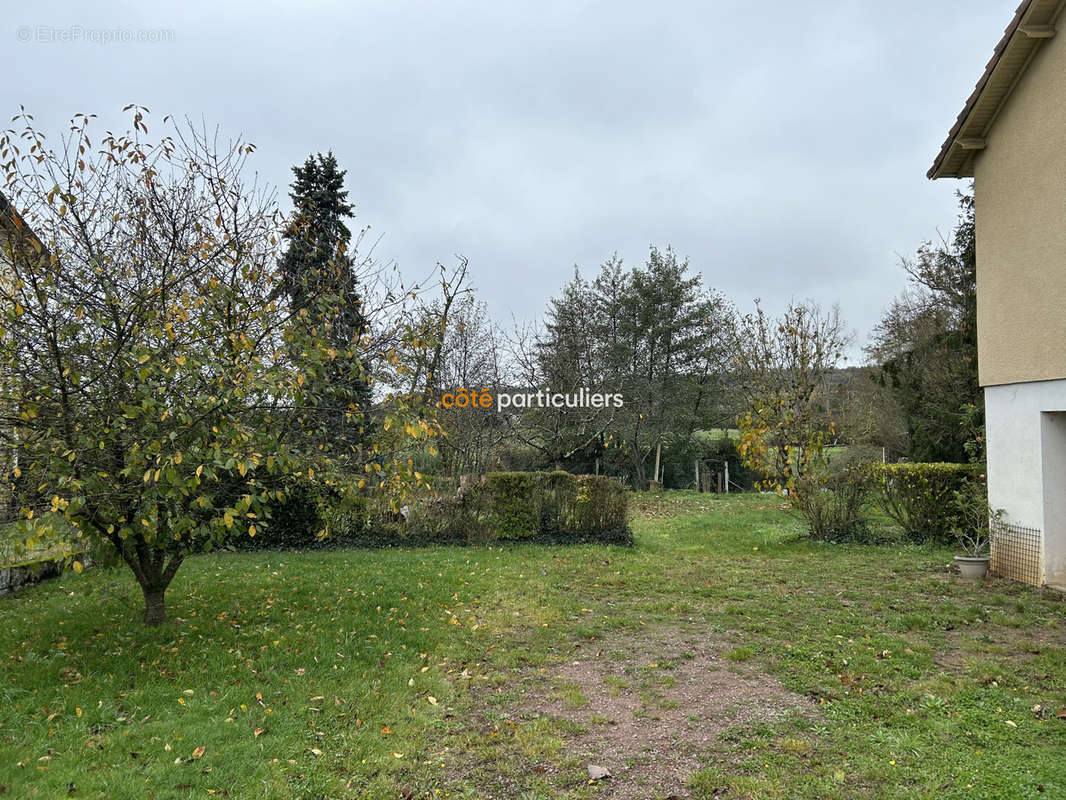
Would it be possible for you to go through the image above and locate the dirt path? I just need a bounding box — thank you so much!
[485,626,812,799]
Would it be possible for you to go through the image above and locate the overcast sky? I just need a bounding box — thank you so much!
[8,1,1012,361]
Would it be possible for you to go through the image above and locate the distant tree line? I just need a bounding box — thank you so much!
[412,190,980,489]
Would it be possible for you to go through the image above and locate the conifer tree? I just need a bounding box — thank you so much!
[279,153,371,448]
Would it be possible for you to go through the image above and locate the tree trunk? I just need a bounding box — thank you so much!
[142,586,167,625]
[633,452,646,490]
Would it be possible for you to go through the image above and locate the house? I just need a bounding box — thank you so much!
[1,190,40,268]
[0,191,45,488]
[929,0,1066,587]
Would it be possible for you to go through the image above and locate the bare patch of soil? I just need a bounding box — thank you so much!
[930,621,1066,673]
[495,626,812,799]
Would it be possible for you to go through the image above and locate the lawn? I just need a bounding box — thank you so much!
[2,492,1065,799]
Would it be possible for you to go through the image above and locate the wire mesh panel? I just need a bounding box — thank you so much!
[991,521,1043,586]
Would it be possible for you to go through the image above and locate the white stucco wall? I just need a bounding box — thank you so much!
[1041,412,1066,586]
[985,379,1066,585]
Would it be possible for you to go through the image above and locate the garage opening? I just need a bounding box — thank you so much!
[1041,412,1066,589]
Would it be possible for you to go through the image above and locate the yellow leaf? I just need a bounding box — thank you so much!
[191,745,205,759]
[75,707,82,717]
[196,465,204,478]
[12,467,21,478]
[238,462,247,477]
[426,696,438,706]
[137,354,150,364]
[72,561,83,574]
[248,524,256,538]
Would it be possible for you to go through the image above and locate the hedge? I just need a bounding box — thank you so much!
[407,471,632,545]
[230,471,632,551]
[866,462,980,545]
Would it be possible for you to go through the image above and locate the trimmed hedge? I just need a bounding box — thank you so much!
[866,462,980,545]
[407,471,632,546]
[230,471,632,551]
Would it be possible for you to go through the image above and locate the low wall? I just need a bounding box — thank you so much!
[0,553,90,597]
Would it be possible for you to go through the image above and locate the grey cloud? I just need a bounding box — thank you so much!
[6,0,1009,358]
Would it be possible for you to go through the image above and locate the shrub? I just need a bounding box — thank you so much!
[867,462,980,545]
[402,484,489,545]
[463,471,631,544]
[479,472,543,540]
[229,471,632,550]
[229,475,326,551]
[571,474,629,539]
[792,468,870,543]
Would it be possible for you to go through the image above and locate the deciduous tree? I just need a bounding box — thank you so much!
[868,190,979,461]
[0,109,435,624]
[733,300,850,491]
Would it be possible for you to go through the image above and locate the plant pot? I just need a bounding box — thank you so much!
[954,555,990,580]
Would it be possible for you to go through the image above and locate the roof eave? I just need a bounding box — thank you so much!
[928,0,1066,180]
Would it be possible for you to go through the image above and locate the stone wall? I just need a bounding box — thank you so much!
[0,553,90,597]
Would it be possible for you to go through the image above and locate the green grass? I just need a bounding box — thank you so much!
[2,492,1065,798]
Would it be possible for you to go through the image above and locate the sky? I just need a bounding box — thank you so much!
[7,1,1013,362]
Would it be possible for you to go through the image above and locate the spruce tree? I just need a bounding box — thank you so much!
[279,152,371,450]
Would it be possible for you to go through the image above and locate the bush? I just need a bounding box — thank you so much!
[228,475,329,551]
[402,491,483,544]
[792,468,870,543]
[447,471,632,545]
[233,475,425,551]
[570,474,630,539]
[867,462,980,545]
[231,471,632,550]
[480,472,543,540]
